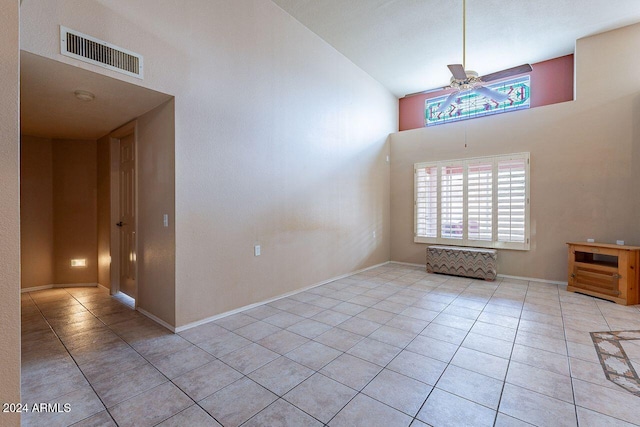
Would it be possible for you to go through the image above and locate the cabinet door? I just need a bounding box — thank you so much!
[572,265,620,298]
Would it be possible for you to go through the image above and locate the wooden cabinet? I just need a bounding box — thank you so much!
[567,242,640,305]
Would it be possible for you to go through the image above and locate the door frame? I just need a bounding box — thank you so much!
[109,120,138,307]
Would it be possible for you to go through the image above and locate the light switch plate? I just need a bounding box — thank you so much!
[254,245,261,256]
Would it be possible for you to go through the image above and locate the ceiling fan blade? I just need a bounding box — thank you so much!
[436,92,459,114]
[404,86,453,97]
[447,64,467,80]
[475,86,510,102]
[479,64,532,83]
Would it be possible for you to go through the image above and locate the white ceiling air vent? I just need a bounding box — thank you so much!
[60,26,143,79]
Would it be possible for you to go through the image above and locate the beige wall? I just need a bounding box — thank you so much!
[136,100,176,325]
[635,96,640,243]
[21,137,100,287]
[98,107,177,327]
[20,135,54,289]
[52,139,98,284]
[97,134,110,288]
[390,23,640,282]
[20,0,397,327]
[0,0,21,424]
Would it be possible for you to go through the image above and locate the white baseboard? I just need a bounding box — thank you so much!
[20,284,53,293]
[175,261,390,333]
[21,283,100,293]
[389,261,567,286]
[98,283,110,292]
[390,261,426,268]
[497,274,567,286]
[52,282,99,288]
[137,307,176,333]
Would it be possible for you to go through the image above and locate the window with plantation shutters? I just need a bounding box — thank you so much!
[467,162,493,241]
[440,165,464,239]
[415,166,438,238]
[414,153,530,250]
[497,158,527,243]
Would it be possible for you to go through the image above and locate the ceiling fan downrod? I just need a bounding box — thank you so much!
[462,0,466,69]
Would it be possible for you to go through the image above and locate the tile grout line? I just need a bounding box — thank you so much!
[391,274,529,424]
[37,287,222,427]
[283,268,431,425]
[74,296,227,427]
[26,288,120,427]
[67,289,189,422]
[491,280,528,427]
[176,297,349,425]
[89,292,235,427]
[420,276,514,426]
[559,288,581,426]
[332,276,434,424]
[63,289,166,426]
[363,274,511,425]
[167,280,395,426]
[322,269,437,426]
[223,267,443,425]
[214,267,419,426]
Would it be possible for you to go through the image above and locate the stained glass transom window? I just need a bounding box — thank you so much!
[425,75,530,127]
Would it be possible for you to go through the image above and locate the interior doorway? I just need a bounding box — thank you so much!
[110,123,138,301]
[19,52,174,310]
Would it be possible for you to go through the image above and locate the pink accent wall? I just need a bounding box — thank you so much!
[399,54,575,131]
[529,55,574,108]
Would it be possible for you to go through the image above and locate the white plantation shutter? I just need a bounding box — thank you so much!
[414,153,529,250]
[498,157,527,243]
[415,166,438,238]
[467,162,493,241]
[440,165,464,239]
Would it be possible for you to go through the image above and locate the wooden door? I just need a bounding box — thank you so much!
[118,133,136,298]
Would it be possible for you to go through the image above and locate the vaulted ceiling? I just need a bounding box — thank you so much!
[20,1,640,140]
[272,0,640,97]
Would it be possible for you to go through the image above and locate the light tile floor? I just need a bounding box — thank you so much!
[20,263,640,426]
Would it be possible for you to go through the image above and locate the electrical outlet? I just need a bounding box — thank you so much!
[587,238,595,243]
[254,245,261,256]
[163,214,169,227]
[373,231,376,238]
[617,240,625,246]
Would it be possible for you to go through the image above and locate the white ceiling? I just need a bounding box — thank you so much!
[21,51,172,140]
[272,0,640,97]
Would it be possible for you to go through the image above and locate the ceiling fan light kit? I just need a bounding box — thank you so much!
[449,69,479,91]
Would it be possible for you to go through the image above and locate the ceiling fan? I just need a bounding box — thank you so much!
[416,0,532,114]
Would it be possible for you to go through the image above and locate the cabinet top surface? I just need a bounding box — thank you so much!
[567,242,640,251]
